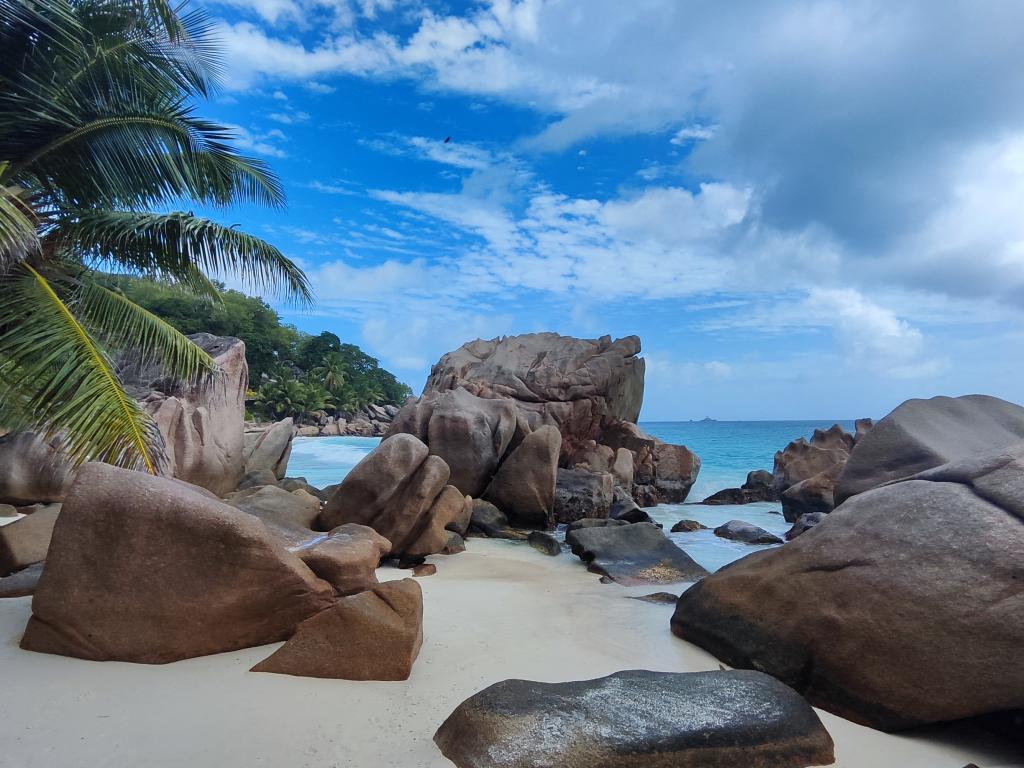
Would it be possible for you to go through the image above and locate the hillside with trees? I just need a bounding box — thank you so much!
[110,277,413,420]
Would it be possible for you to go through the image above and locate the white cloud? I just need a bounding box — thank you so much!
[223,123,288,158]
[303,80,336,93]
[268,110,310,124]
[671,124,716,144]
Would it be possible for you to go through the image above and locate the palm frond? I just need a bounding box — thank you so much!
[0,172,39,268]
[57,209,312,303]
[78,277,217,384]
[0,264,164,472]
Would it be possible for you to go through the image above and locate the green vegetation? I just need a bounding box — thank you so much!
[110,276,413,420]
[0,0,309,471]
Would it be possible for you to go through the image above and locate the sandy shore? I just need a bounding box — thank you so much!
[1,539,1019,768]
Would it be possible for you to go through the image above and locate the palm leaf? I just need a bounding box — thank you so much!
[57,209,312,302]
[0,264,164,472]
[0,171,39,268]
[78,277,217,384]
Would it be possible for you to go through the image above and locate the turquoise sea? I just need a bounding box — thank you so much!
[288,420,854,572]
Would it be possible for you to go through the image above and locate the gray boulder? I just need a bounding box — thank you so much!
[553,468,613,523]
[0,503,61,576]
[527,530,561,556]
[566,522,708,585]
[0,433,74,504]
[784,512,827,540]
[713,520,783,545]
[434,669,835,768]
[468,499,526,540]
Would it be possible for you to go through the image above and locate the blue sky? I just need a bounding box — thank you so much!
[197,0,1024,420]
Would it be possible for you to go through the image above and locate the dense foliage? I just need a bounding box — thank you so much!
[0,0,308,471]
[111,276,413,419]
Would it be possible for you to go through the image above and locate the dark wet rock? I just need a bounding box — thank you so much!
[0,503,60,576]
[564,517,629,537]
[672,458,1024,730]
[713,520,784,545]
[484,425,561,528]
[671,519,708,533]
[628,591,678,604]
[835,394,1024,505]
[21,463,335,663]
[553,468,613,523]
[608,486,658,525]
[468,499,526,540]
[565,522,708,585]
[784,512,827,541]
[527,530,561,556]
[0,561,44,598]
[252,579,423,681]
[434,669,835,768]
[702,469,779,505]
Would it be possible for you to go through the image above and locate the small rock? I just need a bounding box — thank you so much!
[671,519,707,533]
[468,499,526,540]
[397,555,426,569]
[784,512,827,540]
[627,591,678,604]
[527,530,560,556]
[441,531,466,555]
[412,563,437,577]
[713,519,783,545]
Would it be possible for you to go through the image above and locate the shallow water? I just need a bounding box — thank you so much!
[287,420,853,572]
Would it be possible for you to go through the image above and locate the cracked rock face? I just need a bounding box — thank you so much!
[672,460,1024,730]
[434,669,835,768]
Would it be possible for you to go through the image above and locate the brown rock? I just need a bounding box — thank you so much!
[0,561,44,598]
[252,579,423,680]
[320,434,453,557]
[291,524,389,596]
[412,563,437,577]
[21,463,335,663]
[225,484,321,529]
[484,425,561,528]
[671,519,708,533]
[0,432,74,504]
[0,503,60,576]
[243,417,294,479]
[405,485,472,558]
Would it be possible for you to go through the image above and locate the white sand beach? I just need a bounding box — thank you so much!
[1,538,1018,768]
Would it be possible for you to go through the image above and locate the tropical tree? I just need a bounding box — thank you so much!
[313,351,348,393]
[0,0,310,472]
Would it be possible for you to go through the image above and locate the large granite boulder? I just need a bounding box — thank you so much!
[434,669,835,768]
[0,504,60,576]
[671,450,1024,730]
[713,520,783,545]
[243,417,294,480]
[252,579,423,681]
[553,468,613,523]
[287,524,390,597]
[320,434,461,557]
[835,394,1024,504]
[419,333,644,456]
[484,425,561,528]
[0,433,74,504]
[225,484,321,530]
[702,469,778,505]
[388,388,517,497]
[774,424,855,522]
[130,333,249,497]
[566,522,708,585]
[21,463,335,663]
[601,421,700,504]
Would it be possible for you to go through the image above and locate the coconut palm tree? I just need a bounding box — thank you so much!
[0,0,311,472]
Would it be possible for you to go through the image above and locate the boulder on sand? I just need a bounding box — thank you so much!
[20,463,335,663]
[672,451,1024,730]
[713,520,783,545]
[484,425,561,529]
[553,468,613,523]
[320,434,457,557]
[835,394,1024,504]
[566,522,708,585]
[0,561,44,599]
[467,499,526,540]
[0,503,60,576]
[252,579,423,681]
[527,530,561,556]
[433,669,835,768]
[290,524,390,597]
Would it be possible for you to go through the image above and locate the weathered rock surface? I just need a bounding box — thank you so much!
[784,512,826,540]
[320,434,457,557]
[774,424,855,522]
[672,457,1024,730]
[702,470,778,505]
[601,421,701,504]
[237,468,278,490]
[713,520,783,545]
[417,333,644,456]
[0,503,60,576]
[289,524,389,596]
[566,522,708,585]
[252,579,423,681]
[131,333,249,496]
[484,425,561,528]
[527,530,561,556]
[835,394,1024,504]
[467,499,526,540]
[21,463,335,663]
[433,669,835,768]
[225,484,321,529]
[671,519,708,533]
[243,417,293,479]
[0,561,44,598]
[387,388,517,497]
[0,433,74,504]
[553,468,613,523]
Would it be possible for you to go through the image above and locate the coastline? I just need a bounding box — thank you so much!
[1,538,1017,768]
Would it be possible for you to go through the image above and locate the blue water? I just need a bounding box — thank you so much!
[287,420,853,572]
